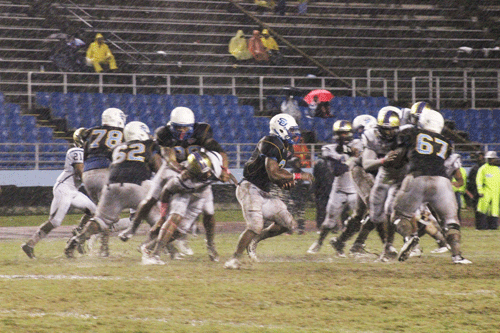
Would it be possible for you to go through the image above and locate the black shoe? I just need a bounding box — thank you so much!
[21,243,35,259]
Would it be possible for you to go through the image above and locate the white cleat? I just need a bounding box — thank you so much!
[307,241,321,254]
[224,257,241,270]
[176,239,194,256]
[409,245,423,258]
[141,255,166,265]
[452,255,472,265]
[431,246,450,254]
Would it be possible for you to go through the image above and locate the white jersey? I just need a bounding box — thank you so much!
[444,153,462,180]
[55,147,84,190]
[362,127,407,180]
[322,143,356,194]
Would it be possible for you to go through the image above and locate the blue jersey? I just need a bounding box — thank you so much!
[243,135,293,192]
[82,125,124,171]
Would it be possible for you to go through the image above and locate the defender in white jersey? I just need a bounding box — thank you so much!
[362,106,406,261]
[308,120,358,254]
[21,135,96,259]
[140,150,228,265]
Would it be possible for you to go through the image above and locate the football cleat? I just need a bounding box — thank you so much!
[398,236,420,262]
[141,254,166,265]
[452,255,472,265]
[409,246,423,258]
[64,236,79,259]
[430,246,450,254]
[176,239,194,256]
[349,243,373,258]
[118,228,134,242]
[224,257,241,270]
[207,243,219,262]
[329,237,346,257]
[307,241,321,254]
[246,238,259,262]
[21,243,35,259]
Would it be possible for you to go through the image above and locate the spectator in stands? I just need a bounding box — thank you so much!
[228,30,253,61]
[86,33,118,73]
[466,152,485,229]
[308,96,334,118]
[248,30,269,63]
[50,34,86,72]
[254,0,276,14]
[293,136,311,168]
[261,29,285,65]
[281,95,301,125]
[475,151,500,230]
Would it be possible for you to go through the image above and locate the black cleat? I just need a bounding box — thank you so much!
[21,243,35,259]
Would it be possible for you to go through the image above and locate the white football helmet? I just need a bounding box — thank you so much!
[411,101,433,125]
[418,109,444,134]
[124,121,151,141]
[352,114,377,134]
[168,107,195,140]
[102,108,126,128]
[269,113,301,144]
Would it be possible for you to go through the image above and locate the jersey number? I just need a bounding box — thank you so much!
[90,129,123,149]
[113,143,146,163]
[415,133,448,159]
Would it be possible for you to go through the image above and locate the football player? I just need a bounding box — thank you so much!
[391,109,472,264]
[119,107,231,261]
[224,113,314,269]
[140,150,228,265]
[21,130,96,259]
[362,106,406,262]
[64,121,163,259]
[307,120,358,254]
[329,114,383,257]
[73,107,127,256]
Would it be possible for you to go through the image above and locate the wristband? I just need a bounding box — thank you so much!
[293,173,302,180]
[380,158,385,165]
[222,166,231,174]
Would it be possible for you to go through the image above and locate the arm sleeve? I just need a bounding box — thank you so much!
[476,166,484,195]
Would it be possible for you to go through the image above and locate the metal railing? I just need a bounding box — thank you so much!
[368,68,500,108]
[27,71,388,111]
[0,143,322,170]
[1,142,497,171]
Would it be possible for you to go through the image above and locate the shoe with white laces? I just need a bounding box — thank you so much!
[224,257,241,269]
[307,241,321,254]
[398,236,420,262]
[329,237,345,257]
[431,246,450,254]
[452,255,472,265]
[247,238,259,262]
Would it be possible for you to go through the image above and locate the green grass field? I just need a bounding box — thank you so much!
[0,212,499,333]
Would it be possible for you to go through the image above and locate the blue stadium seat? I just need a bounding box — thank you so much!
[35,92,51,107]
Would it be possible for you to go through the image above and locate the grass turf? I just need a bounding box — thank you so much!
[0,216,498,332]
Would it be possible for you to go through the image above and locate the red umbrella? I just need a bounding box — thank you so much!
[303,89,334,104]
